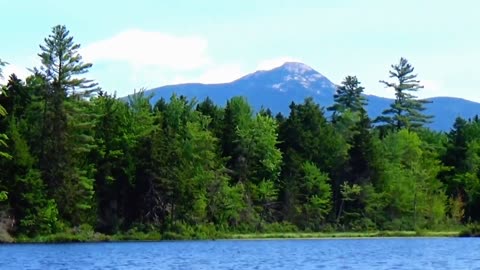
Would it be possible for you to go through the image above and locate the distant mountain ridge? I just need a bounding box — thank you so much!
[143,62,480,131]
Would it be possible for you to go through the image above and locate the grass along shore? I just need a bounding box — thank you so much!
[223,230,461,240]
[7,229,468,244]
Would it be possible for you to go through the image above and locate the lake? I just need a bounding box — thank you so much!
[0,238,479,269]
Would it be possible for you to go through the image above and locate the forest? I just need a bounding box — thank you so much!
[1,25,479,241]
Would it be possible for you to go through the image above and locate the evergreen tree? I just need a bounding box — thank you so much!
[346,110,375,185]
[442,117,480,221]
[3,28,480,236]
[90,92,136,233]
[374,58,432,131]
[327,75,367,122]
[236,114,283,224]
[298,162,332,230]
[2,120,59,235]
[0,59,9,201]
[278,98,347,226]
[125,91,158,226]
[178,115,235,227]
[0,74,59,235]
[196,97,224,138]
[221,97,253,182]
[0,59,10,159]
[1,74,32,119]
[35,25,98,225]
[327,76,375,202]
[336,110,377,228]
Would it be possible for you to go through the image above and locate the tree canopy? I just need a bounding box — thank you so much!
[1,27,478,240]
[374,58,432,131]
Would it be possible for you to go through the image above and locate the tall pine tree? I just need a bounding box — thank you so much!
[0,59,9,201]
[35,25,98,225]
[374,58,432,131]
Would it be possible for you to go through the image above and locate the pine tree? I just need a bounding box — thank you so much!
[327,75,367,122]
[278,98,347,226]
[90,92,136,233]
[299,162,332,230]
[2,74,31,119]
[221,97,253,182]
[0,59,9,201]
[327,77,376,227]
[374,58,432,131]
[327,76,374,181]
[0,59,10,160]
[3,120,59,235]
[442,117,480,221]
[35,25,98,225]
[196,97,224,138]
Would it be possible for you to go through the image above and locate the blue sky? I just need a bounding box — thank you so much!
[1,0,479,101]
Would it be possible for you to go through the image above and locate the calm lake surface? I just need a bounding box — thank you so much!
[1,238,479,269]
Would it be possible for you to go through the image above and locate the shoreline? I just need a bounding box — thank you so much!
[5,230,464,244]
[220,231,461,240]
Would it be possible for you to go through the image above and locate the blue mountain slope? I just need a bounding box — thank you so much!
[143,62,480,131]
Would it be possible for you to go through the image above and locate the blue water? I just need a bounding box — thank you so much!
[0,238,479,269]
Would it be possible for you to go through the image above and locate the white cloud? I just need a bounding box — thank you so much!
[82,29,211,71]
[256,56,303,71]
[420,79,447,98]
[80,33,324,97]
[80,31,307,94]
[195,64,245,84]
[166,64,245,85]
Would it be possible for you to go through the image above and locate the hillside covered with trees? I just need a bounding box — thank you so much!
[1,25,479,241]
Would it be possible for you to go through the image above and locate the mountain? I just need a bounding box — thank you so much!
[143,62,480,131]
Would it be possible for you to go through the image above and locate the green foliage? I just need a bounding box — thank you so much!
[24,224,110,243]
[89,92,135,233]
[328,75,367,125]
[373,130,447,229]
[278,98,347,228]
[337,182,362,219]
[297,162,332,229]
[0,101,8,200]
[441,117,480,221]
[196,97,224,137]
[374,58,432,131]
[2,28,476,240]
[459,223,480,237]
[236,114,283,184]
[36,25,98,95]
[32,25,98,226]
[0,62,11,164]
[221,96,253,180]
[2,120,60,236]
[260,222,298,233]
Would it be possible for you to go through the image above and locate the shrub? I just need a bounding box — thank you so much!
[459,223,480,237]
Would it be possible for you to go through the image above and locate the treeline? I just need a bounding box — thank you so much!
[1,25,479,238]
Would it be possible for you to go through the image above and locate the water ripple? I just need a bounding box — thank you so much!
[0,238,479,269]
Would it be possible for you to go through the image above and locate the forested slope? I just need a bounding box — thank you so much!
[1,26,479,240]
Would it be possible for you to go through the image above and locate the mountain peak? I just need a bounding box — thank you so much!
[278,62,314,73]
[233,61,334,94]
[145,62,480,131]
